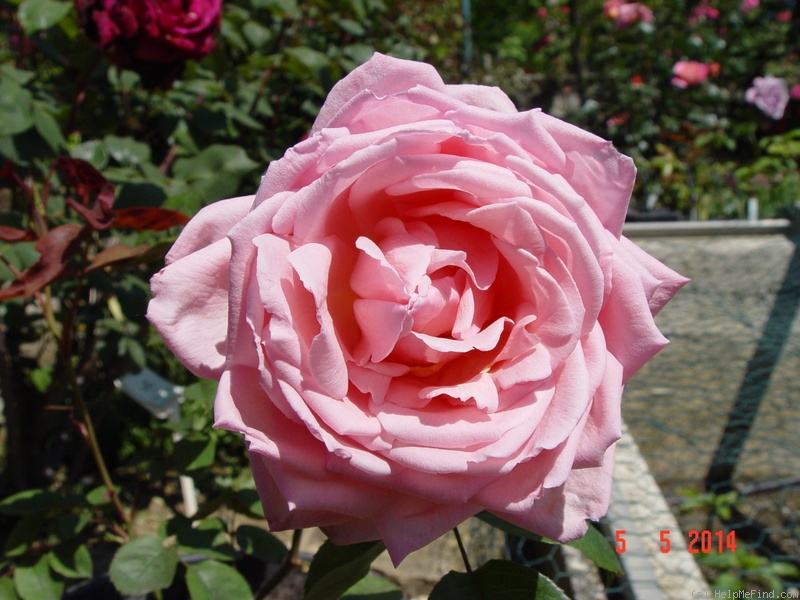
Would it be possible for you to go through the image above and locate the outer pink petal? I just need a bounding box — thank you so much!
[616,235,690,314]
[495,445,616,543]
[312,53,446,133]
[530,111,636,238]
[599,236,688,380]
[444,83,518,113]
[164,195,254,264]
[373,497,481,565]
[148,238,232,379]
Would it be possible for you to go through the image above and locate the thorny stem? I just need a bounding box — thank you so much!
[453,526,473,574]
[248,67,274,115]
[42,273,131,528]
[63,338,131,527]
[255,529,303,599]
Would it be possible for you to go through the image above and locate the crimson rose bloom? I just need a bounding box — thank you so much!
[76,0,221,88]
[148,54,687,564]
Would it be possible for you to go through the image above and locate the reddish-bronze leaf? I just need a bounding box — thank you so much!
[66,189,115,229]
[57,157,116,229]
[87,243,149,272]
[111,207,190,231]
[54,157,110,206]
[0,225,35,242]
[0,224,88,300]
[1,161,34,201]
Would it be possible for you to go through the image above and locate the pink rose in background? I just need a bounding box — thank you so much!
[746,76,790,119]
[740,0,759,13]
[791,84,800,100]
[691,2,720,20]
[75,0,221,88]
[671,60,719,87]
[603,0,654,26]
[148,54,687,564]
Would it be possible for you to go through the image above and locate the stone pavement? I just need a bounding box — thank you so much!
[623,232,800,492]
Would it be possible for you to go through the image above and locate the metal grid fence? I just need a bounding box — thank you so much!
[513,228,800,599]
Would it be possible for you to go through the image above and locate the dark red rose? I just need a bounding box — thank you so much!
[76,0,222,88]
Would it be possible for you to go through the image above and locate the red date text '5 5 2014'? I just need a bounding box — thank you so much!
[614,530,737,554]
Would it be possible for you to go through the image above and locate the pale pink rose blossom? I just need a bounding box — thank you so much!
[671,60,718,88]
[148,54,687,565]
[746,76,790,119]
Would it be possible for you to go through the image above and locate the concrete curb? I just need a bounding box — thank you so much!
[623,218,793,238]
[607,422,712,599]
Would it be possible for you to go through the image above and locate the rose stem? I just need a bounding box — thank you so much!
[453,526,473,574]
[255,529,303,599]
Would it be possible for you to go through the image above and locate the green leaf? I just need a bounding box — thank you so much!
[3,514,42,558]
[28,367,52,393]
[342,574,402,599]
[174,518,237,562]
[476,512,547,543]
[0,79,33,137]
[13,555,63,600]
[159,514,194,539]
[0,576,20,600]
[172,144,258,202]
[242,21,274,49]
[564,525,622,574]
[85,485,121,507]
[285,46,330,74]
[70,140,108,169]
[174,435,217,474]
[104,135,151,166]
[49,543,93,579]
[109,537,179,595]
[477,513,621,572]
[0,489,78,516]
[429,560,569,600]
[304,540,385,600]
[17,0,71,33]
[232,488,265,519]
[32,102,65,152]
[183,380,218,410]
[46,511,92,541]
[235,525,287,564]
[184,560,252,600]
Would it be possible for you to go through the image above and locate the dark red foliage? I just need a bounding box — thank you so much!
[0,224,89,300]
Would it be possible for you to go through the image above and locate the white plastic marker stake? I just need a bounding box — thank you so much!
[115,369,198,517]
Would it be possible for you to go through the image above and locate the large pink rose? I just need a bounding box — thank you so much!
[148,54,687,564]
[76,0,221,88]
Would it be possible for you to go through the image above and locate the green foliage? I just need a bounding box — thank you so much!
[678,488,741,521]
[184,560,252,600]
[699,549,800,594]
[109,537,180,595]
[471,0,800,219]
[429,559,569,600]
[477,512,623,574]
[304,540,387,600]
